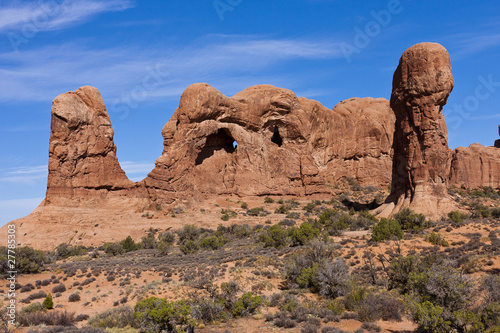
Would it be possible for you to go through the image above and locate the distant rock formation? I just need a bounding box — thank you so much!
[495,124,500,148]
[450,143,500,189]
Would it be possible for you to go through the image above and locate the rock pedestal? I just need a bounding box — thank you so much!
[376,43,457,218]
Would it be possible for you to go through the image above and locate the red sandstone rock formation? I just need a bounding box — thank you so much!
[450,143,500,189]
[47,86,135,201]
[376,43,457,218]
[144,84,394,203]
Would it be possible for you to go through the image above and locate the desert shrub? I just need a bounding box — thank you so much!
[179,240,200,255]
[16,246,50,274]
[314,259,350,299]
[285,240,337,290]
[88,305,138,328]
[190,298,228,323]
[350,211,378,231]
[140,230,157,249]
[393,208,429,232]
[199,235,226,250]
[259,224,289,248]
[264,196,275,203]
[274,314,297,328]
[289,222,320,246]
[133,297,195,333]
[176,225,200,244]
[301,322,320,333]
[232,292,268,317]
[470,202,491,218]
[425,232,449,247]
[492,207,500,218]
[387,254,438,293]
[21,302,46,314]
[325,299,345,316]
[103,243,124,256]
[159,231,175,245]
[357,292,403,322]
[343,280,368,311]
[22,291,47,303]
[18,310,75,326]
[275,204,291,214]
[247,207,265,216]
[68,293,81,302]
[75,314,90,322]
[156,240,171,255]
[120,236,138,253]
[404,263,479,332]
[317,209,350,236]
[481,275,500,304]
[448,210,468,223]
[54,244,88,259]
[52,283,66,293]
[371,218,403,242]
[42,293,54,309]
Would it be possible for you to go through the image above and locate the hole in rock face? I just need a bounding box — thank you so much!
[271,126,283,147]
[195,128,236,165]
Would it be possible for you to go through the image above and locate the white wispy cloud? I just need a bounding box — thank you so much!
[0,35,344,103]
[0,0,134,33]
[0,165,47,184]
[120,161,154,177]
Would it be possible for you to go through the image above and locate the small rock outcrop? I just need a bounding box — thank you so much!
[376,43,456,217]
[495,124,500,148]
[47,86,134,200]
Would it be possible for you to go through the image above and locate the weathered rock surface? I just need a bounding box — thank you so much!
[144,84,395,203]
[47,86,135,200]
[376,43,457,217]
[450,143,500,189]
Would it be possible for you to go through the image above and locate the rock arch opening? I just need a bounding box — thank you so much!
[271,126,283,147]
[195,128,236,165]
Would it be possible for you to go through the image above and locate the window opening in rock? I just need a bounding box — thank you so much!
[271,126,283,147]
[195,129,236,165]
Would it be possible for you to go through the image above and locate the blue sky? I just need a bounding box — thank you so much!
[1,0,499,225]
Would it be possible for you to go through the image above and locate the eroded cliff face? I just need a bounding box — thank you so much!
[450,144,500,189]
[144,84,395,203]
